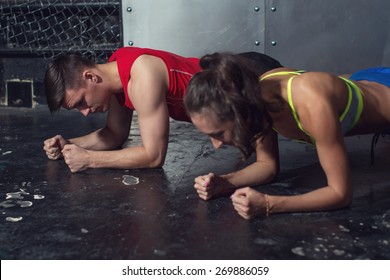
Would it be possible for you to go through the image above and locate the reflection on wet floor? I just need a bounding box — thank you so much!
[1,106,390,259]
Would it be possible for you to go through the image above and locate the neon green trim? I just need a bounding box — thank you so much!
[287,76,315,144]
[262,71,363,145]
[261,70,314,144]
[260,70,305,81]
[287,77,300,129]
[339,77,364,129]
[347,79,363,128]
[339,81,353,122]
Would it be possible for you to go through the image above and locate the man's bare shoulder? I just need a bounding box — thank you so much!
[131,54,166,75]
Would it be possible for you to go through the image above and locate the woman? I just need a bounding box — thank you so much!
[184,52,390,219]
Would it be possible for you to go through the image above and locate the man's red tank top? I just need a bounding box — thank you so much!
[108,47,200,122]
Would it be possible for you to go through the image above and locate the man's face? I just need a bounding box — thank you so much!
[63,85,109,116]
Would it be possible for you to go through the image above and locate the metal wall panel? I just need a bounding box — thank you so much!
[122,0,265,57]
[121,0,390,73]
[265,0,390,73]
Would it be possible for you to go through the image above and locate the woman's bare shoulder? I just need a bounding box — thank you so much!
[295,71,342,88]
[261,67,298,76]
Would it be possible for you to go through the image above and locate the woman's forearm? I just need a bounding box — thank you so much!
[268,185,352,214]
[222,161,278,188]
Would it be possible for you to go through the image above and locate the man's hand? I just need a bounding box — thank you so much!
[62,144,91,173]
[43,135,68,160]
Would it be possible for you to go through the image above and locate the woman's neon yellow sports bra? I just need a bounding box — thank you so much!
[260,71,364,144]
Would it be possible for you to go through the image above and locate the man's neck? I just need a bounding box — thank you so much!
[97,61,123,94]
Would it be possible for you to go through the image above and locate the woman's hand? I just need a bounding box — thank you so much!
[193,172,236,200]
[231,187,268,220]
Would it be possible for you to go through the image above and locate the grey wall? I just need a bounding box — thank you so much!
[122,0,390,73]
[265,0,390,73]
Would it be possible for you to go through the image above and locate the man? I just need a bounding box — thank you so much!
[43,47,282,173]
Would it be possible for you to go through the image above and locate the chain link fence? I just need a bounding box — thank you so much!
[0,0,121,62]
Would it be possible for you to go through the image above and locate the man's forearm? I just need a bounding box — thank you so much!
[69,128,127,151]
[87,146,164,170]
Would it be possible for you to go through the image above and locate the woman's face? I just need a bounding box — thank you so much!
[190,110,234,149]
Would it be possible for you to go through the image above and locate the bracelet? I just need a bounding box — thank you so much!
[264,194,270,217]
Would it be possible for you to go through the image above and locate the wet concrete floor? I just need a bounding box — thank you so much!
[0,106,390,259]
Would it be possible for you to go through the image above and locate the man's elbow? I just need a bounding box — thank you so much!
[147,154,166,168]
[148,159,165,168]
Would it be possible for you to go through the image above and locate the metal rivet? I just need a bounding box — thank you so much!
[271,41,277,46]
[271,7,276,12]
[128,41,134,46]
[254,6,260,12]
[254,41,260,46]
[127,7,132,12]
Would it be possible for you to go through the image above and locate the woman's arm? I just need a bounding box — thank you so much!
[194,129,280,199]
[223,129,280,186]
[269,74,353,212]
[232,72,353,218]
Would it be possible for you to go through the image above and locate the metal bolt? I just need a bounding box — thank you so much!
[271,7,276,12]
[254,41,260,46]
[271,41,277,46]
[254,6,260,12]
[128,41,134,46]
[127,7,132,12]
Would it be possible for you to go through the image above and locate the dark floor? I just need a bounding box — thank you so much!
[1,105,390,260]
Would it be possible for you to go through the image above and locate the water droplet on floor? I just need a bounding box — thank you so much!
[6,216,23,222]
[122,175,140,186]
